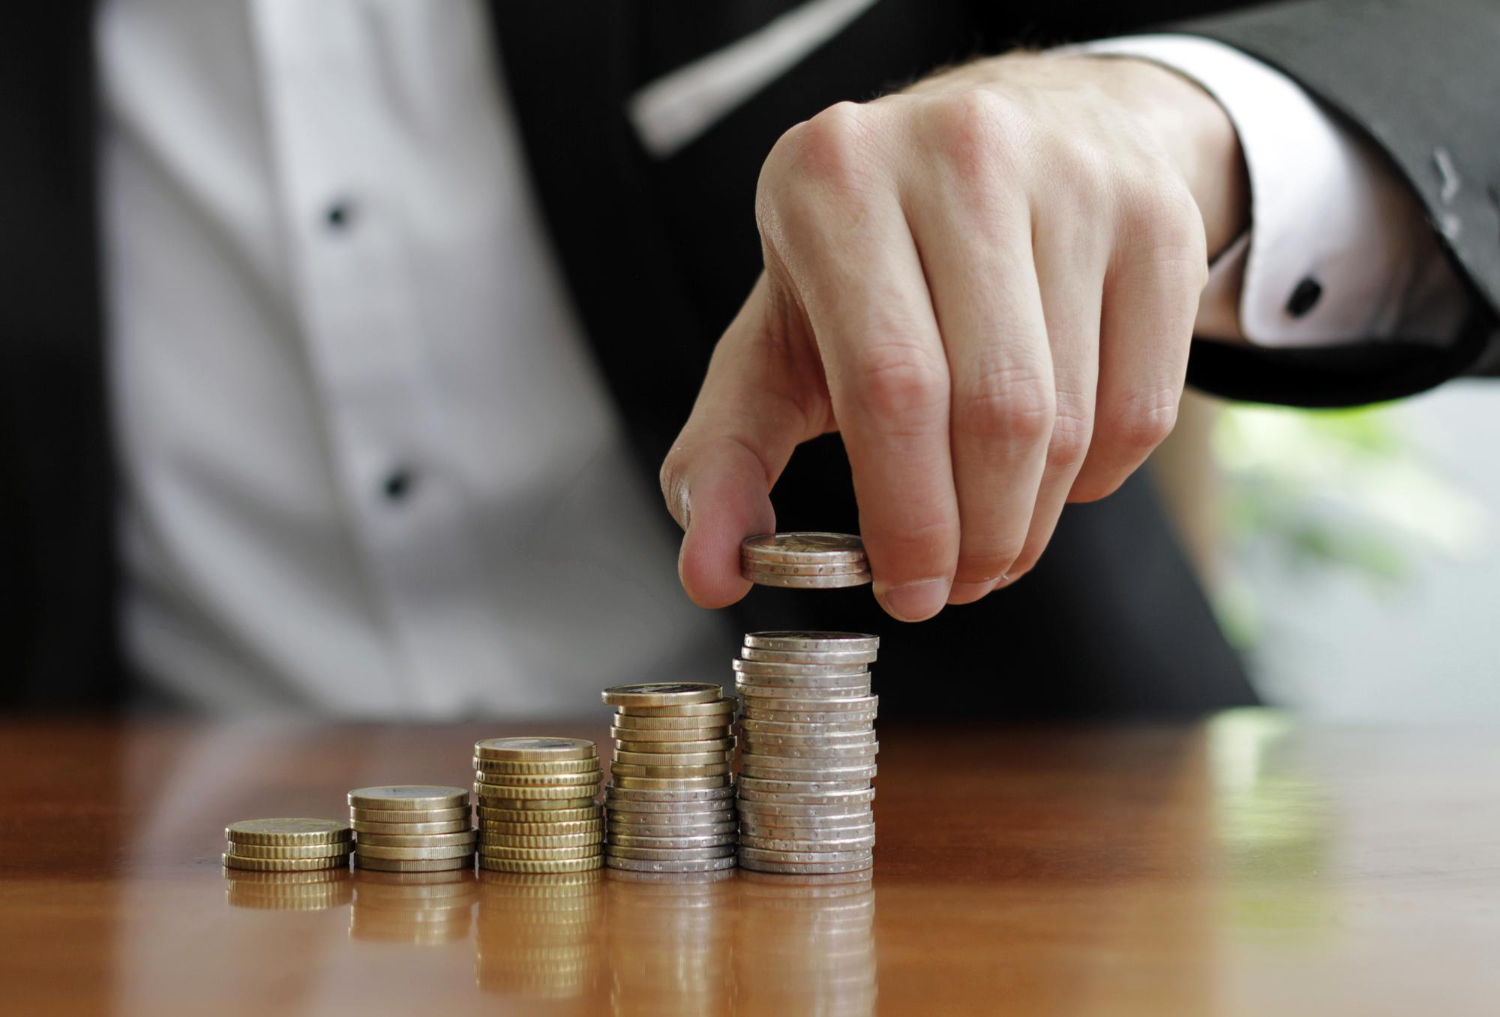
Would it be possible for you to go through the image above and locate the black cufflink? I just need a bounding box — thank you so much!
[1286,276,1322,317]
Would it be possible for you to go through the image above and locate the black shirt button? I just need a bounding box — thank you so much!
[324,200,354,230]
[381,467,415,502]
[1286,276,1322,317]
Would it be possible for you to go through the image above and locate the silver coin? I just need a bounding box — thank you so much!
[606,832,738,849]
[607,820,738,838]
[740,845,873,864]
[737,799,875,817]
[739,718,875,736]
[738,774,874,793]
[733,658,869,678]
[740,646,878,665]
[742,709,878,726]
[740,533,866,563]
[603,784,735,802]
[610,775,732,790]
[739,834,875,852]
[735,673,872,691]
[738,809,873,828]
[744,631,879,652]
[603,803,736,819]
[740,749,877,769]
[742,570,871,589]
[741,821,875,839]
[737,684,872,701]
[738,559,872,576]
[737,856,874,874]
[743,694,877,713]
[606,845,736,861]
[605,854,738,873]
[739,786,876,806]
[741,735,877,753]
[606,807,735,824]
[601,682,725,707]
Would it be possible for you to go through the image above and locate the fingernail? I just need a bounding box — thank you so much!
[876,578,950,622]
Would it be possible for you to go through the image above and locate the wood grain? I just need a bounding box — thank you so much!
[0,711,1495,1015]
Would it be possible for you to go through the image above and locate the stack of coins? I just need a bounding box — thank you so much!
[474,737,604,874]
[740,532,870,589]
[735,631,879,875]
[223,818,353,873]
[602,683,739,874]
[349,785,475,872]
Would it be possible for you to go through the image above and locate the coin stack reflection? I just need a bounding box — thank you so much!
[349,786,475,872]
[350,869,476,945]
[223,818,353,873]
[474,737,604,874]
[735,632,879,874]
[225,868,353,911]
[736,870,877,1016]
[476,869,604,999]
[602,684,739,874]
[605,869,735,1016]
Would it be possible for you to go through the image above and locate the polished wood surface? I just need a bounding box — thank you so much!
[0,710,1495,1015]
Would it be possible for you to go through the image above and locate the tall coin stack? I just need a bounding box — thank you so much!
[474,737,604,874]
[602,683,739,874]
[735,631,880,874]
[349,785,475,872]
[223,818,353,873]
[741,532,870,589]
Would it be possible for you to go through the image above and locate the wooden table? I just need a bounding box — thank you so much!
[0,710,1494,1015]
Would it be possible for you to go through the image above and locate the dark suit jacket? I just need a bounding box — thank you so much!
[2,1,1496,713]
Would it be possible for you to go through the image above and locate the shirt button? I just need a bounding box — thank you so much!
[324,200,354,231]
[381,467,416,502]
[1286,276,1322,317]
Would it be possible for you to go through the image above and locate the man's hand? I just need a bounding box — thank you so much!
[660,52,1248,621]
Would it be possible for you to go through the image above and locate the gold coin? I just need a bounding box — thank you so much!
[225,818,353,846]
[349,806,470,824]
[478,819,603,836]
[608,727,733,743]
[615,699,736,718]
[348,830,476,848]
[474,794,599,810]
[471,769,602,788]
[608,775,733,790]
[608,764,731,779]
[473,736,598,762]
[347,786,469,811]
[355,844,475,860]
[223,853,349,872]
[353,855,472,872]
[473,782,600,800]
[472,757,600,774]
[478,844,600,860]
[226,841,354,859]
[610,714,734,732]
[478,856,603,874]
[611,748,733,764]
[351,819,471,835]
[479,831,604,848]
[476,805,602,823]
[601,683,724,707]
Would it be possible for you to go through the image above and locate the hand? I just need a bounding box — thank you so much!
[661,52,1248,621]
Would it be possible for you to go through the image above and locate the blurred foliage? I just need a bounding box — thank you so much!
[1208,402,1490,650]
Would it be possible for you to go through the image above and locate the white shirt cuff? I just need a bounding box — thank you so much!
[1073,34,1466,349]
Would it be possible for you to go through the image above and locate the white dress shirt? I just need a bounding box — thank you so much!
[96,1,1466,717]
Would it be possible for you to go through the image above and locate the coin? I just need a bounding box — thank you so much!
[223,853,349,872]
[226,819,352,846]
[744,631,880,652]
[741,734,877,753]
[738,786,875,805]
[353,855,472,872]
[740,822,875,839]
[600,683,725,707]
[740,645,878,664]
[612,739,735,756]
[610,775,731,791]
[348,786,469,811]
[351,819,472,835]
[478,856,603,873]
[742,570,871,589]
[615,699,735,718]
[739,835,875,853]
[733,658,870,678]
[741,750,877,769]
[477,805,602,823]
[471,756,600,774]
[743,695,878,714]
[736,799,874,817]
[740,533,866,564]
[474,736,598,762]
[742,708,878,726]
[606,832,738,849]
[606,810,735,827]
[607,725,733,741]
[354,842,476,860]
[607,820,737,838]
[740,845,873,864]
[226,842,355,859]
[349,806,471,824]
[477,819,603,836]
[471,769,603,788]
[479,831,604,848]
[473,782,601,800]
[611,749,733,765]
[603,784,735,802]
[605,845,735,861]
[609,713,736,731]
[738,856,873,874]
[350,831,477,848]
[737,684,872,701]
[478,844,599,860]
[739,559,872,576]
[740,718,874,736]
[602,855,738,873]
[608,763,731,779]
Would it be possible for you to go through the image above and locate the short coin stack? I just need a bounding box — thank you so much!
[741,532,870,589]
[474,737,604,874]
[223,818,353,872]
[349,785,475,872]
[735,631,880,874]
[603,683,739,874]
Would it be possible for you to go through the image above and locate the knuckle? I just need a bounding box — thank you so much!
[1106,389,1180,454]
[781,101,874,190]
[850,341,948,423]
[1120,173,1209,278]
[956,360,1054,447]
[1045,397,1094,471]
[925,89,1017,178]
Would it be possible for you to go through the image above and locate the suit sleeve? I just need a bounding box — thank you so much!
[1165,0,1500,407]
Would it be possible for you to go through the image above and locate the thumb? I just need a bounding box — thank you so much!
[661,277,828,608]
